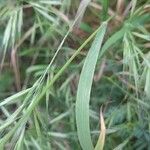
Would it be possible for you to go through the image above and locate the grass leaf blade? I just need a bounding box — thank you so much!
[100,27,125,58]
[76,22,107,150]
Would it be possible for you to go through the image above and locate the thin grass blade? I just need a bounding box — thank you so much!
[74,0,91,29]
[94,109,106,150]
[100,27,125,58]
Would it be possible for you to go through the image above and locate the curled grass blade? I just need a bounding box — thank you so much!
[94,109,106,150]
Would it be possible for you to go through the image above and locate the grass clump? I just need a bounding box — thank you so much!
[0,0,150,149]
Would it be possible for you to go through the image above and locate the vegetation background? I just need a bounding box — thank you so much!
[0,0,150,149]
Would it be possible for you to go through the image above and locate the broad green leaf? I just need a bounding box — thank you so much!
[76,22,107,150]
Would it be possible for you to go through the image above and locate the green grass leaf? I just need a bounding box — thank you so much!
[100,27,125,58]
[0,88,31,107]
[76,22,107,150]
